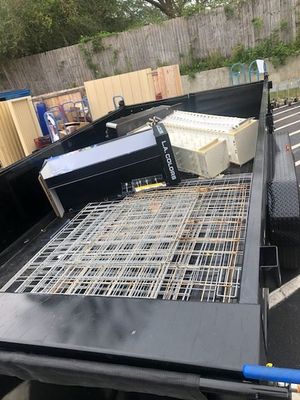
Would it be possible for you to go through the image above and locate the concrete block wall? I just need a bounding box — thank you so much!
[181,55,300,94]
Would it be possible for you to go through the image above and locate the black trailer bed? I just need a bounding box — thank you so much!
[0,177,261,373]
[0,80,286,400]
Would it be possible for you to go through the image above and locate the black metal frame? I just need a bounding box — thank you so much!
[240,79,269,304]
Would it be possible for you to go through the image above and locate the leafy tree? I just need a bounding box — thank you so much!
[0,0,230,60]
[143,0,228,18]
[144,0,189,18]
[0,0,165,59]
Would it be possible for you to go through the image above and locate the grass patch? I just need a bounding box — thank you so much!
[252,17,264,31]
[180,33,300,77]
[271,88,300,99]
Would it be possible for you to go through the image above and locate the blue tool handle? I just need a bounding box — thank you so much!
[243,365,300,384]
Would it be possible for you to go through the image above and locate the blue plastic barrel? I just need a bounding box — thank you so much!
[36,102,49,136]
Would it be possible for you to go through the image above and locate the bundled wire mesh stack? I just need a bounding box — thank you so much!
[2,174,252,303]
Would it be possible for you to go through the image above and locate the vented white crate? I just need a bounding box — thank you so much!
[163,111,259,165]
[172,140,229,178]
[164,125,229,178]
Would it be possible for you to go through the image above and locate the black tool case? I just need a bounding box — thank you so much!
[0,80,290,400]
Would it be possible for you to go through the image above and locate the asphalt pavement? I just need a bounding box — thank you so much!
[273,103,300,172]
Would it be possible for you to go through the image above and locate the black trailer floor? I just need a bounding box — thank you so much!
[0,213,73,288]
[0,212,262,373]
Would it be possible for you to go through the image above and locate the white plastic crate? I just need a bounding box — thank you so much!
[172,140,229,178]
[163,125,229,178]
[163,111,259,165]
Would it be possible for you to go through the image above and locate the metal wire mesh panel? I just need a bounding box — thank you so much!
[1,174,252,303]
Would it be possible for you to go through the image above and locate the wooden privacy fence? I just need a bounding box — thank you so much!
[0,0,299,95]
[152,65,183,100]
[85,65,183,120]
[85,68,155,120]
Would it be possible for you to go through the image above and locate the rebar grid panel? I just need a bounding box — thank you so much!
[2,174,252,303]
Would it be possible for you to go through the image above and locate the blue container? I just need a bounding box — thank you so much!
[0,89,31,100]
[36,102,49,136]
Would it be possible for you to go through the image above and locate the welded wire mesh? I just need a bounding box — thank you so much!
[1,174,252,303]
